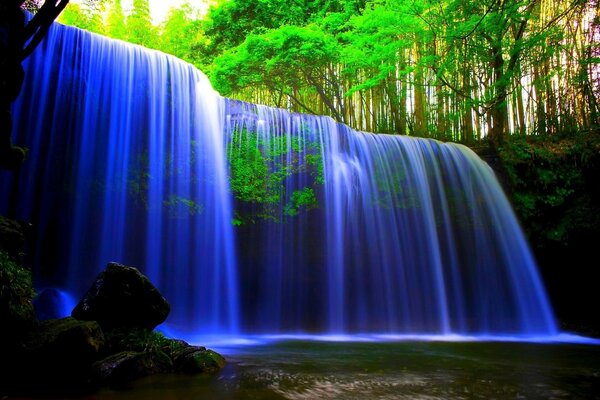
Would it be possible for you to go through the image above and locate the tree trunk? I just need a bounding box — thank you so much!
[489,43,508,146]
[414,41,427,136]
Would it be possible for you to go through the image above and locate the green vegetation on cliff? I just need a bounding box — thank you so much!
[498,133,600,252]
[0,250,36,336]
[494,132,600,333]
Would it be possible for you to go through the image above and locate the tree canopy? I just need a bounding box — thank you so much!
[57,0,600,143]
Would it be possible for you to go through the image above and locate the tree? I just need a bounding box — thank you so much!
[127,0,156,46]
[157,4,197,60]
[212,25,343,120]
[106,0,127,40]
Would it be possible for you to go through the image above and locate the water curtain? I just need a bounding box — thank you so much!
[0,22,558,337]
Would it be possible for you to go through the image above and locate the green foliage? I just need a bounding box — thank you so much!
[284,187,318,216]
[0,250,36,332]
[106,0,127,40]
[56,0,598,140]
[126,144,204,217]
[106,328,177,353]
[211,24,340,99]
[201,0,354,59]
[158,5,198,60]
[499,133,600,248]
[227,126,324,224]
[163,194,204,218]
[228,129,269,204]
[127,0,157,46]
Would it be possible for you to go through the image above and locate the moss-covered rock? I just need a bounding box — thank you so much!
[104,328,173,354]
[0,249,37,346]
[33,317,105,358]
[91,350,173,386]
[0,247,226,396]
[1,317,106,395]
[172,348,226,374]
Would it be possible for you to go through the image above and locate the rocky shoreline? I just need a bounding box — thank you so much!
[0,216,225,397]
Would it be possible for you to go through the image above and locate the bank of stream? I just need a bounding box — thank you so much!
[76,339,600,399]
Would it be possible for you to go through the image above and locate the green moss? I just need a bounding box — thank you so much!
[106,328,174,353]
[497,133,600,249]
[0,250,36,339]
[193,349,225,372]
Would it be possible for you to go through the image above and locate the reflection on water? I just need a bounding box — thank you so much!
[82,340,600,399]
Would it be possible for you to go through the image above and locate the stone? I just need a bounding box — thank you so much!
[34,317,105,362]
[0,245,36,346]
[91,350,173,386]
[0,317,105,395]
[156,337,225,374]
[72,262,170,331]
[172,347,225,374]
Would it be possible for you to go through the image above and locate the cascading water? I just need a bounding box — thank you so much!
[224,102,557,336]
[1,22,239,335]
[1,21,558,339]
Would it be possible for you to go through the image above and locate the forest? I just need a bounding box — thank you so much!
[58,0,599,145]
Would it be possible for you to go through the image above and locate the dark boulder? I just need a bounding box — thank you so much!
[1,317,105,395]
[72,262,170,330]
[33,317,105,362]
[91,350,173,386]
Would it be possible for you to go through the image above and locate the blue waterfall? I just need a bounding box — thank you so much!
[1,21,558,338]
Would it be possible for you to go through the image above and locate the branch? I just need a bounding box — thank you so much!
[20,0,69,60]
[506,0,539,72]
[455,0,500,40]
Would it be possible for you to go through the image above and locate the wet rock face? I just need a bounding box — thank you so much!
[172,347,226,374]
[1,317,106,395]
[91,350,173,386]
[1,259,225,396]
[36,317,105,359]
[72,262,170,331]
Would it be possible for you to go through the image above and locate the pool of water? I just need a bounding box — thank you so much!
[79,339,600,399]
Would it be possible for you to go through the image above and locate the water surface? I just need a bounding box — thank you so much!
[86,340,600,399]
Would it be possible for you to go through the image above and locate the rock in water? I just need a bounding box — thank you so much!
[172,348,225,374]
[91,351,173,386]
[72,262,170,330]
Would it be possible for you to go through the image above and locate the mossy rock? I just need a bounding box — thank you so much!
[0,250,36,345]
[33,317,105,358]
[104,328,173,354]
[172,348,225,374]
[1,317,105,396]
[91,350,173,386]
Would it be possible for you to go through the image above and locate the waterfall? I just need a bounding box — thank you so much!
[1,21,558,338]
[225,101,557,335]
[1,22,239,335]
